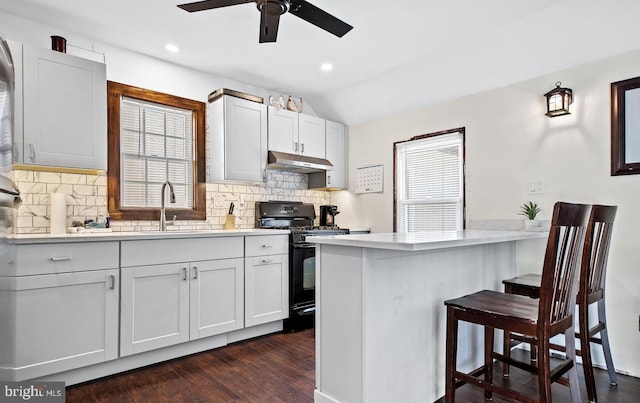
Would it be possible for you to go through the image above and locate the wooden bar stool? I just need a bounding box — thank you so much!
[444,202,590,403]
[502,204,618,402]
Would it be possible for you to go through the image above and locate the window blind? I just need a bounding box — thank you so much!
[120,97,193,209]
[396,131,463,232]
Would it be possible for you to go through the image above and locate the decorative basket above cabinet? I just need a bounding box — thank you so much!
[9,40,107,171]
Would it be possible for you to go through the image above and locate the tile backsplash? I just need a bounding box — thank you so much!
[10,168,330,234]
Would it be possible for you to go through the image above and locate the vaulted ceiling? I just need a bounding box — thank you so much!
[1,0,640,124]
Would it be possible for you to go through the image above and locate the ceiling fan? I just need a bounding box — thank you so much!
[177,0,353,43]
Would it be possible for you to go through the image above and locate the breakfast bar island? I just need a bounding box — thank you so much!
[309,230,547,403]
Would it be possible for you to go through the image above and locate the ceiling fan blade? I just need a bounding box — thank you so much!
[177,0,253,13]
[289,0,353,38]
[259,8,281,43]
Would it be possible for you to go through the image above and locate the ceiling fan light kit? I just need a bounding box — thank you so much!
[178,0,353,43]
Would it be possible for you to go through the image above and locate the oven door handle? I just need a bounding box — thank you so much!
[293,244,316,249]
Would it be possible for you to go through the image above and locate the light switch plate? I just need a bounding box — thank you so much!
[527,179,545,195]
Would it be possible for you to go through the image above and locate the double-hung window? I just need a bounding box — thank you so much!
[394,128,465,232]
[120,98,193,208]
[107,82,205,221]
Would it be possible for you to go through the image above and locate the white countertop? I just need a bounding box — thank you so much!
[308,229,547,251]
[8,228,289,244]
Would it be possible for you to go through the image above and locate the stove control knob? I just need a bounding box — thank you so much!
[300,235,306,242]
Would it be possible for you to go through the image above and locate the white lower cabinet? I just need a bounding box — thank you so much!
[245,254,288,326]
[190,258,244,339]
[244,235,289,327]
[4,234,290,383]
[119,263,189,356]
[0,269,119,381]
[120,258,244,357]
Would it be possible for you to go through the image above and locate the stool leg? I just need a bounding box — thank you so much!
[503,284,512,377]
[565,326,582,403]
[598,298,618,386]
[502,330,511,377]
[445,307,458,403]
[530,341,537,361]
[580,302,597,402]
[537,335,552,403]
[485,326,494,400]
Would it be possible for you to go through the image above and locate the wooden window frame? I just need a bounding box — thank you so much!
[107,81,206,221]
[611,76,640,175]
[393,127,466,232]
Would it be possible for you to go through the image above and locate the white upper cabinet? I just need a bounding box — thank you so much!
[298,113,326,159]
[209,95,267,182]
[267,107,298,154]
[309,120,348,190]
[16,43,107,170]
[268,106,326,159]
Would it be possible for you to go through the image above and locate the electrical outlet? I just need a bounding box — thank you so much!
[213,196,227,208]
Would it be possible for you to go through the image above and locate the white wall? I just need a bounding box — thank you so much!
[0,10,320,117]
[333,49,640,377]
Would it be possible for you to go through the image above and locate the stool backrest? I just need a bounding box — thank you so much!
[581,205,617,305]
[538,202,590,333]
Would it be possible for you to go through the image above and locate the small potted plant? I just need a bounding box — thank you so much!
[520,201,541,230]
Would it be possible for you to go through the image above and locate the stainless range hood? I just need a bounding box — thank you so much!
[266,151,333,174]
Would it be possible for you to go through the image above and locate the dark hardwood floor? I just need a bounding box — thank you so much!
[434,349,640,403]
[66,329,315,403]
[67,329,639,402]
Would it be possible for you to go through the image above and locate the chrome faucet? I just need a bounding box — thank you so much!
[160,181,176,231]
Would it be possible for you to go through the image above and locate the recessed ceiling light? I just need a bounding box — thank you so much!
[165,43,180,53]
[320,62,333,72]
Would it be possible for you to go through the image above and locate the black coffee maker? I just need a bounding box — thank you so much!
[319,205,339,227]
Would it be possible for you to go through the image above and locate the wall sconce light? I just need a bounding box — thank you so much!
[544,81,573,117]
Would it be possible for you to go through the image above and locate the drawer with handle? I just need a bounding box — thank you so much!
[11,242,119,276]
[245,235,288,257]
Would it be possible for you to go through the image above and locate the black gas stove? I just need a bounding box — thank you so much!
[256,201,349,331]
[289,227,349,243]
[256,201,349,239]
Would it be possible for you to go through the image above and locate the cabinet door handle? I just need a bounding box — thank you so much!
[50,256,72,261]
[262,244,272,248]
[182,267,187,281]
[109,275,116,290]
[328,175,332,184]
[261,258,273,264]
[294,142,299,152]
[300,143,305,153]
[14,144,19,161]
[192,266,198,279]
